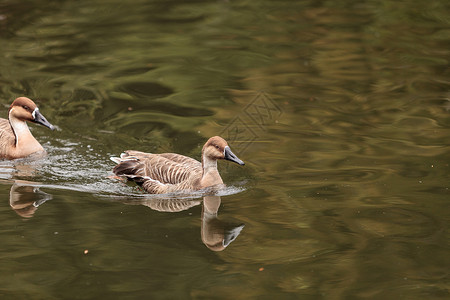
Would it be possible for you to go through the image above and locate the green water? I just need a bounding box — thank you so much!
[0,0,449,299]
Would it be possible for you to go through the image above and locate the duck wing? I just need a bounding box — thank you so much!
[0,118,16,157]
[158,153,201,167]
[112,151,203,194]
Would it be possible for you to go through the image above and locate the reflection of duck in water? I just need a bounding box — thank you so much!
[9,180,52,218]
[0,97,54,159]
[0,157,43,180]
[111,136,244,194]
[113,194,244,251]
[201,195,244,252]
[121,196,203,213]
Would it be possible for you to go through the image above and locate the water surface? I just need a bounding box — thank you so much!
[0,0,449,299]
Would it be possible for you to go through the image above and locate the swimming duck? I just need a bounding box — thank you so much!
[0,97,54,159]
[111,136,244,194]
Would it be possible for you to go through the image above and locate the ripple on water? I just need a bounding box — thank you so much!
[351,207,441,239]
[275,167,390,186]
[109,66,156,77]
[116,81,174,98]
[2,140,246,201]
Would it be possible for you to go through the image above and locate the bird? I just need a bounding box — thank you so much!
[111,136,245,194]
[0,97,54,159]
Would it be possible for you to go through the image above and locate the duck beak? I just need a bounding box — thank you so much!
[224,146,245,165]
[32,108,55,130]
[223,224,245,247]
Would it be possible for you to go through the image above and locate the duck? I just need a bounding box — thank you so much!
[0,97,54,159]
[111,136,245,194]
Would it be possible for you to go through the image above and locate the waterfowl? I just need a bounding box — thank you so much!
[111,136,245,194]
[0,97,54,159]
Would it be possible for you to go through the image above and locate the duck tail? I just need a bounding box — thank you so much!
[110,156,122,164]
[111,155,142,175]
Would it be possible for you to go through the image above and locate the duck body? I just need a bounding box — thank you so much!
[111,136,244,194]
[0,97,54,160]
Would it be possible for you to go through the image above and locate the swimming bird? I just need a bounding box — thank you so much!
[111,136,244,194]
[0,97,54,159]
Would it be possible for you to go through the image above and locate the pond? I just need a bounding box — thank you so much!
[0,0,449,299]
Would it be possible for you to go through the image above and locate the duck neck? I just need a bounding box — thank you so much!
[9,115,42,153]
[200,152,223,188]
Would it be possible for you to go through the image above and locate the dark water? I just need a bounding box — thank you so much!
[0,0,449,299]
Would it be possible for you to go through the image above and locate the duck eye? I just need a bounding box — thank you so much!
[22,105,29,110]
[215,145,220,149]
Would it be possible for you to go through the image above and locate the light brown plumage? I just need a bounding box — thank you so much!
[0,97,54,159]
[111,136,245,194]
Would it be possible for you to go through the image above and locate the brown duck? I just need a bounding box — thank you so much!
[0,97,54,159]
[111,136,245,194]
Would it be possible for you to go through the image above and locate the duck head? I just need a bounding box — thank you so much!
[9,97,54,130]
[203,136,245,165]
